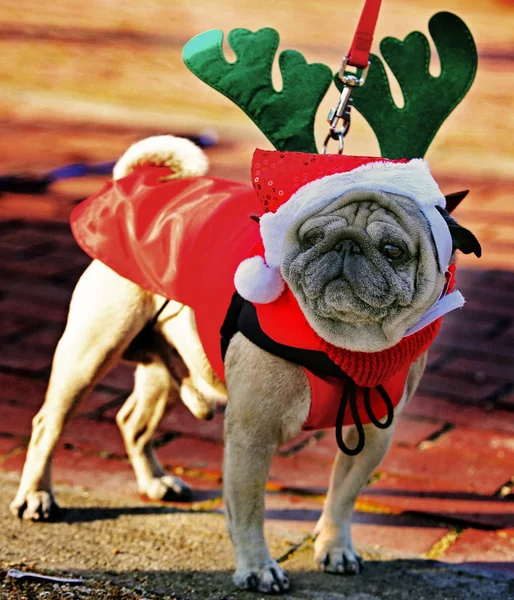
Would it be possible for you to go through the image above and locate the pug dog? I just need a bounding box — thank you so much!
[10,136,480,595]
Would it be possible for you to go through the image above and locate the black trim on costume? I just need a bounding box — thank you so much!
[220,292,395,456]
[151,299,171,327]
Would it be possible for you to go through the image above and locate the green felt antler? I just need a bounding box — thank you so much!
[183,28,333,153]
[346,12,478,159]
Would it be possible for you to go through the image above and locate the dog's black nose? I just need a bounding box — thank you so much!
[334,240,361,255]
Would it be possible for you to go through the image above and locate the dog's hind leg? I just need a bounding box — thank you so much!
[10,260,154,521]
[158,305,227,421]
[314,353,428,575]
[116,353,191,501]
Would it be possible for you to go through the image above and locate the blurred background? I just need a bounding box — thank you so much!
[0,0,513,581]
[0,0,513,261]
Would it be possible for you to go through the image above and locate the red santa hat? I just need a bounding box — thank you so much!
[234,149,463,333]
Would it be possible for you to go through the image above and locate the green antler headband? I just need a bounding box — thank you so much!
[183,28,333,154]
[183,11,477,159]
[349,12,478,159]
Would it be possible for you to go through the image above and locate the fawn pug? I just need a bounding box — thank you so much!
[11,136,480,594]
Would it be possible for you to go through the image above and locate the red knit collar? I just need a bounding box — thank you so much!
[255,264,456,387]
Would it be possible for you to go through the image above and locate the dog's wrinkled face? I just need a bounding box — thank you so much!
[281,189,446,352]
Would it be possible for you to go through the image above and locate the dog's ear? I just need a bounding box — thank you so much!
[444,190,469,213]
[436,206,482,257]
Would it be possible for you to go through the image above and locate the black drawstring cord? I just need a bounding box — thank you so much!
[335,381,365,456]
[363,385,394,429]
[335,382,395,456]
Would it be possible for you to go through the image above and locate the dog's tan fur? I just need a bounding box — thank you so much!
[10,257,427,593]
[10,137,442,594]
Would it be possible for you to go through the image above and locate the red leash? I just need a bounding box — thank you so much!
[324,0,383,153]
[347,0,383,68]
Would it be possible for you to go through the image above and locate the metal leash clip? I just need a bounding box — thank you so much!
[323,57,370,154]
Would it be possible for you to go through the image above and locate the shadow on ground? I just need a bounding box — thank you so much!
[17,499,506,532]
[1,560,512,600]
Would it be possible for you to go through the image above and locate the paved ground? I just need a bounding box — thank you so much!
[1,0,514,597]
[2,473,514,600]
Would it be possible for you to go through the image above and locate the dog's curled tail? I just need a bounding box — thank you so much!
[112,135,209,181]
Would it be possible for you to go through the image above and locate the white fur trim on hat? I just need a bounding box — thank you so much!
[234,256,285,304]
[260,159,452,273]
[113,135,209,181]
[260,211,287,269]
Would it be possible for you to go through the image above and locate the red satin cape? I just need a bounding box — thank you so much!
[70,167,443,429]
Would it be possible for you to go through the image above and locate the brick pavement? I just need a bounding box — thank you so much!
[0,122,513,579]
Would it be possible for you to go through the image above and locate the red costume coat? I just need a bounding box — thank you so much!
[71,167,445,430]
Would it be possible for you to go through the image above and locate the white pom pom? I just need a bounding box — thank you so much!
[234,256,285,304]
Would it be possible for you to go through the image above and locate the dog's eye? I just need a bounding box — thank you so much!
[381,243,404,261]
[302,228,325,247]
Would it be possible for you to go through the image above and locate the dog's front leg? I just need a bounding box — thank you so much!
[314,354,428,574]
[223,432,284,593]
[224,334,310,594]
[314,420,395,574]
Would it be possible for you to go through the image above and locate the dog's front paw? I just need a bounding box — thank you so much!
[234,560,289,595]
[142,475,192,502]
[315,539,364,575]
[10,491,60,521]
